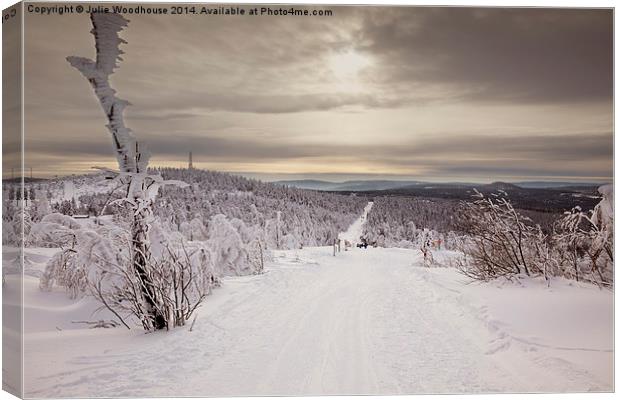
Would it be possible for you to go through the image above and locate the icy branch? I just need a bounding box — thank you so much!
[67,13,149,174]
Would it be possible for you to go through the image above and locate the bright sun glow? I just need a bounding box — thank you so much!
[328,50,371,79]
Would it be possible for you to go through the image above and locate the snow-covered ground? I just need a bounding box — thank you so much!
[4,204,613,397]
[338,201,373,245]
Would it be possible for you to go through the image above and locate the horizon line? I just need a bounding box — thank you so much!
[3,166,612,186]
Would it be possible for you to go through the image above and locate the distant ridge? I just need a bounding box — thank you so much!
[481,181,523,191]
[276,179,607,192]
[275,179,420,191]
[275,180,340,191]
[514,181,607,189]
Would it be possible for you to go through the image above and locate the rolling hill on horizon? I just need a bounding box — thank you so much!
[275,178,608,192]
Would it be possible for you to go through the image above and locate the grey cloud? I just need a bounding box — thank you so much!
[20,6,613,182]
[25,132,335,162]
[25,128,612,179]
[134,92,409,114]
[363,132,613,180]
[357,7,613,104]
[391,132,614,161]
[128,111,204,121]
[25,6,613,116]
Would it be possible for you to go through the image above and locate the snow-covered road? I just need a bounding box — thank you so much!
[19,204,613,397]
[338,201,373,245]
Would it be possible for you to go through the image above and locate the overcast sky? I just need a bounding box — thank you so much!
[22,5,612,183]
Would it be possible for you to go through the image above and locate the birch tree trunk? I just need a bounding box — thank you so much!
[67,13,169,330]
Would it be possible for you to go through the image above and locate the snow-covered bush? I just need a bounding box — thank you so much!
[36,213,216,330]
[27,213,81,247]
[30,191,52,222]
[91,243,214,330]
[456,190,549,281]
[40,227,124,299]
[554,185,613,286]
[247,238,266,274]
[457,187,613,286]
[39,212,82,230]
[207,214,253,276]
[40,249,83,298]
[2,220,18,246]
[180,217,208,241]
[3,206,31,247]
[2,199,21,247]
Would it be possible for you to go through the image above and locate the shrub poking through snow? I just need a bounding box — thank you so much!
[28,213,82,247]
[40,248,83,298]
[39,226,125,299]
[37,214,215,330]
[91,243,214,330]
[554,185,613,287]
[456,190,544,280]
[457,187,613,286]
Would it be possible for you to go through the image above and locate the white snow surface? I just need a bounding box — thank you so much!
[6,205,613,397]
[338,201,373,244]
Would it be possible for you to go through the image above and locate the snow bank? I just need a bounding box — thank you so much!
[414,261,613,389]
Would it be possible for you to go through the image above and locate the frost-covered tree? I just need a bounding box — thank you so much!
[151,168,366,249]
[55,199,76,216]
[90,243,214,330]
[40,228,122,299]
[207,214,253,276]
[28,213,80,247]
[67,13,187,330]
[2,186,18,246]
[456,190,545,280]
[247,239,266,275]
[31,190,52,222]
[457,188,613,286]
[555,185,613,286]
[363,196,464,250]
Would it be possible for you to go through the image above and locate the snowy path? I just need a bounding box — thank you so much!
[20,207,612,397]
[338,201,373,244]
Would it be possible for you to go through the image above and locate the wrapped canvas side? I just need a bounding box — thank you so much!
[2,2,24,398]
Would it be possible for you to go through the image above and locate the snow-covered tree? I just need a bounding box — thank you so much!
[90,242,214,330]
[67,13,187,330]
[456,190,546,280]
[247,238,266,275]
[207,214,253,276]
[555,185,613,286]
[363,196,464,250]
[455,188,613,286]
[31,190,52,221]
[27,213,79,247]
[40,228,122,299]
